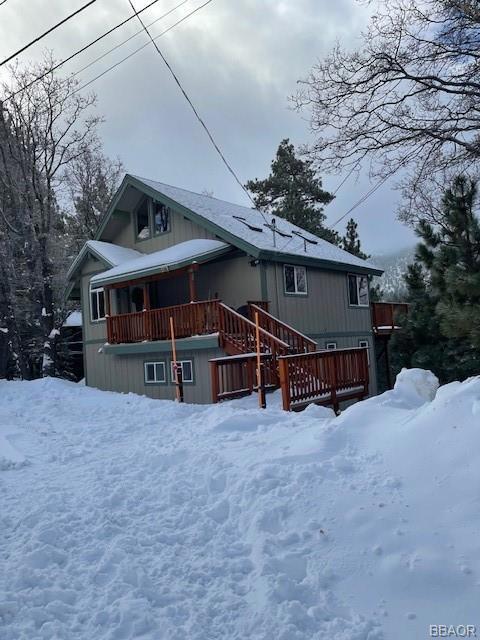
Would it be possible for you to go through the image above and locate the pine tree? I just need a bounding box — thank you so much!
[391,176,480,382]
[342,218,369,259]
[246,139,338,243]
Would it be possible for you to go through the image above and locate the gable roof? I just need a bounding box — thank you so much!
[91,239,232,288]
[66,240,142,282]
[95,174,383,276]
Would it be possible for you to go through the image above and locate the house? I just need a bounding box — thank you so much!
[66,174,384,409]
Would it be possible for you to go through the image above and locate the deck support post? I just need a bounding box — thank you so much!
[188,263,199,302]
[105,287,112,343]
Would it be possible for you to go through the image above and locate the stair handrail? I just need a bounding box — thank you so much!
[218,302,290,352]
[248,303,317,352]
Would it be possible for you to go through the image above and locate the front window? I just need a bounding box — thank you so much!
[144,361,166,383]
[153,202,170,235]
[171,360,193,383]
[326,342,337,350]
[136,197,150,240]
[284,265,307,295]
[90,287,105,322]
[348,274,369,306]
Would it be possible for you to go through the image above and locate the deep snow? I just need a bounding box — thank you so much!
[1,370,480,639]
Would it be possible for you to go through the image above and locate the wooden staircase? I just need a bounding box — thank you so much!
[212,303,369,411]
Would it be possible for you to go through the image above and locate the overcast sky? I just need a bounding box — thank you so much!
[0,0,416,254]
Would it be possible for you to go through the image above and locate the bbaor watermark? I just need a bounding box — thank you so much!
[429,625,476,637]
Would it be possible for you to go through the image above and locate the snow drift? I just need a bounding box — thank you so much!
[0,369,479,639]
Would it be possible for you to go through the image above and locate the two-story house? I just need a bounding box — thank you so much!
[66,174,384,408]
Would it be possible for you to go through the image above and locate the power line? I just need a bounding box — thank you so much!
[333,161,359,195]
[127,0,265,219]
[0,0,98,68]
[331,173,392,228]
[74,0,191,79]
[3,0,165,102]
[0,0,8,6]
[29,1,215,121]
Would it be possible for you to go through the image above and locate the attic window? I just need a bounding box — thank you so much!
[136,197,150,240]
[232,215,263,232]
[154,202,170,235]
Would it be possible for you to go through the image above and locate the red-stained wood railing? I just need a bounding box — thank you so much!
[278,347,369,412]
[107,300,220,344]
[371,302,409,333]
[217,303,290,387]
[210,353,277,403]
[248,303,317,353]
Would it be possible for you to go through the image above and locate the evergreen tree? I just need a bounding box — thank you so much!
[391,176,480,382]
[342,218,369,259]
[246,139,338,243]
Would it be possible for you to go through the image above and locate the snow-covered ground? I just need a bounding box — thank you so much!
[1,370,479,639]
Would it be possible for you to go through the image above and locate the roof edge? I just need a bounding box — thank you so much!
[90,243,234,288]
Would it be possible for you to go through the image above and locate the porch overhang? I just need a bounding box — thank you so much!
[90,239,233,289]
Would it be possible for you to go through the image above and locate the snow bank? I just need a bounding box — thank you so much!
[1,370,479,639]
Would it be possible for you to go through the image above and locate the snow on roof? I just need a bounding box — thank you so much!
[66,239,143,283]
[63,311,82,327]
[85,240,142,266]
[132,175,382,274]
[91,239,231,286]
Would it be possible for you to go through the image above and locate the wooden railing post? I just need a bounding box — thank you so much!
[330,354,339,414]
[278,357,291,411]
[210,361,219,403]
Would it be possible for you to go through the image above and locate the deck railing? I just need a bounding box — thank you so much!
[371,302,409,333]
[278,347,369,412]
[107,299,220,344]
[210,353,277,403]
[248,303,317,354]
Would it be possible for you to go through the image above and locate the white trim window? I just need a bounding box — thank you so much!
[90,286,105,322]
[144,361,166,384]
[284,265,307,295]
[358,340,370,365]
[326,341,337,350]
[170,360,193,383]
[348,274,369,306]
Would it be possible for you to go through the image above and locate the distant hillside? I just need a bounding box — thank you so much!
[371,246,416,300]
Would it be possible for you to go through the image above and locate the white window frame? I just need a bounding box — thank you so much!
[144,361,166,384]
[326,341,337,350]
[170,360,193,383]
[358,340,370,365]
[348,274,369,307]
[90,286,105,322]
[283,264,308,295]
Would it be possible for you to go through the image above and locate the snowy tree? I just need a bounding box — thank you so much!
[0,54,116,378]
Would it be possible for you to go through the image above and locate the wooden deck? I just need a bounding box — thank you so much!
[106,299,374,411]
[371,302,409,334]
[278,348,369,412]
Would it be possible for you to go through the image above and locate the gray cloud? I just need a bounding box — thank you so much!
[0,0,416,253]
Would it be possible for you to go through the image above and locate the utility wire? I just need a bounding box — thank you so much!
[0,0,8,6]
[29,1,214,121]
[0,0,98,67]
[127,0,266,220]
[3,0,165,102]
[333,161,360,195]
[74,0,191,78]
[331,173,392,228]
